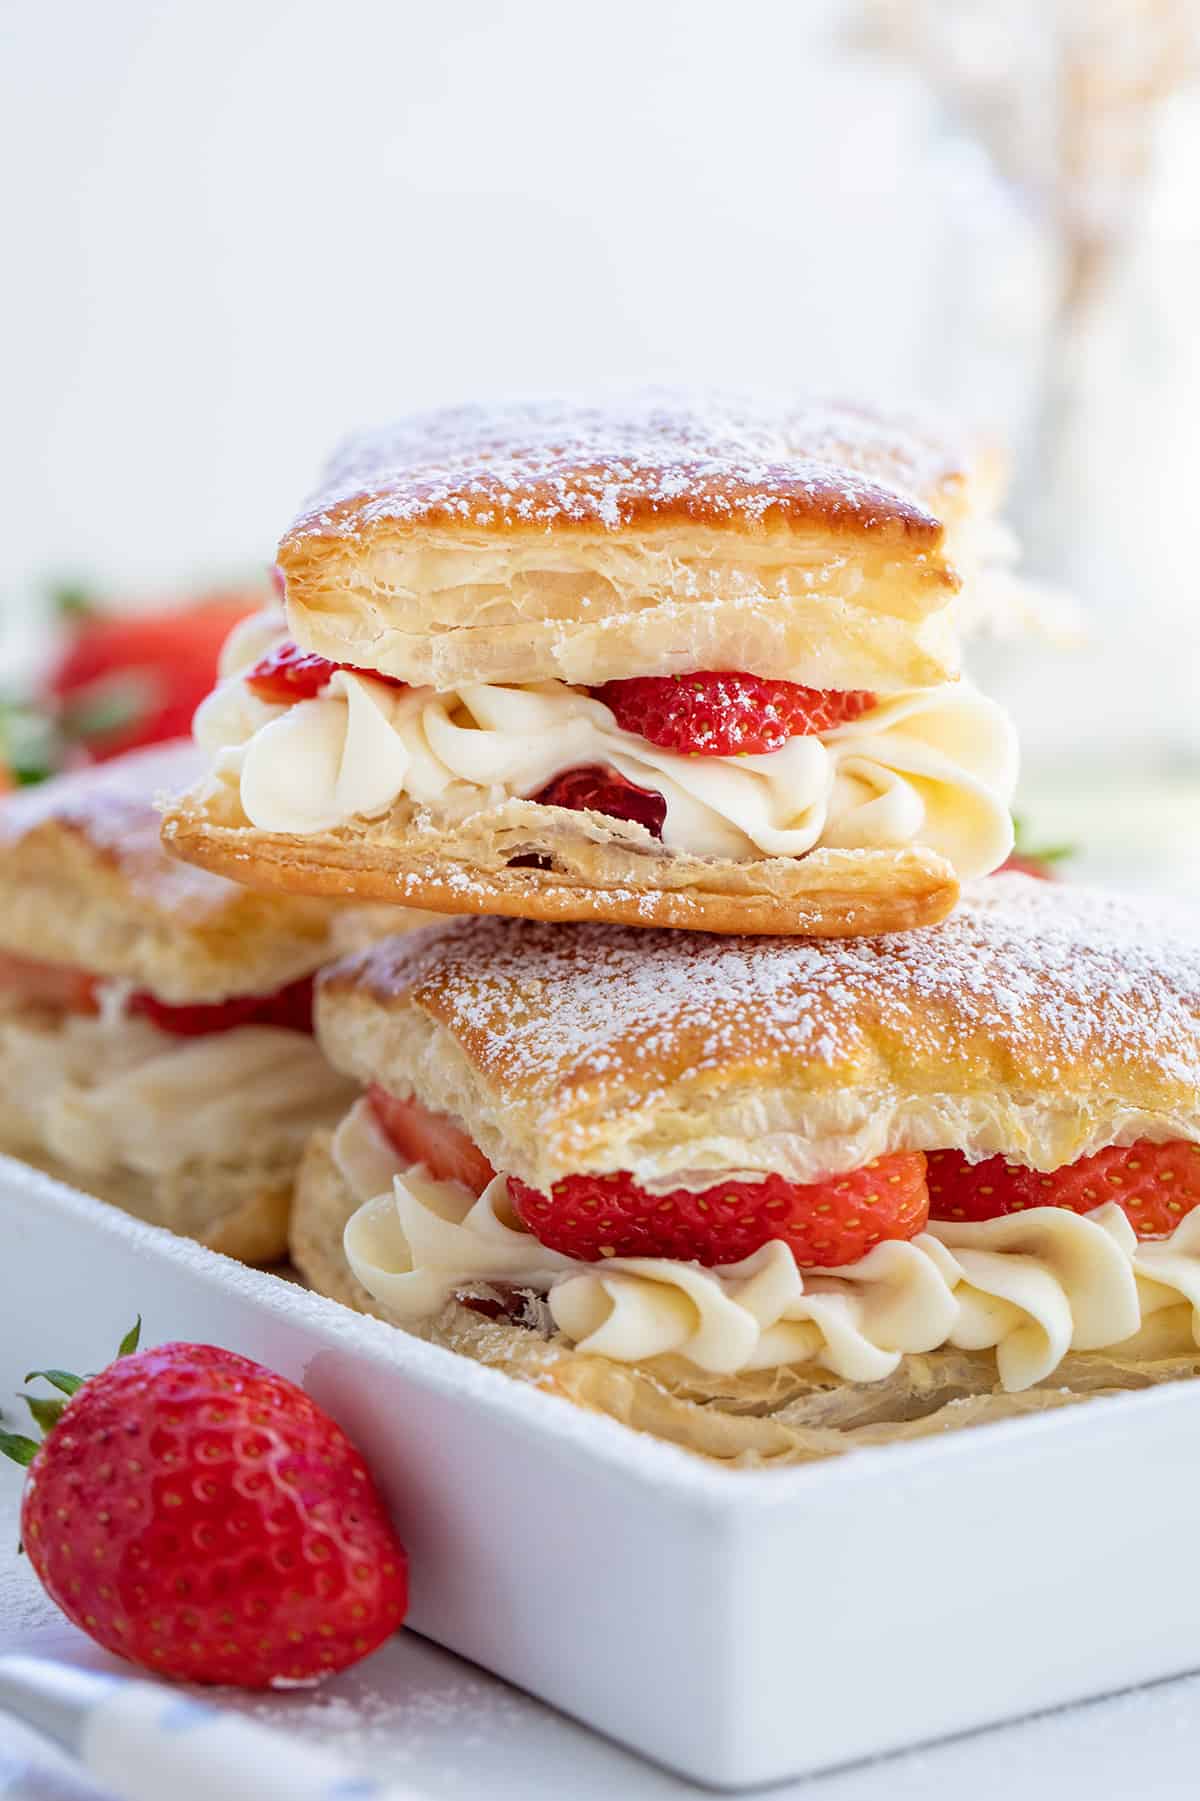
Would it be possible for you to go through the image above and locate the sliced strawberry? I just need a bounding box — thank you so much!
[0,951,98,1014]
[368,1086,496,1195]
[592,672,877,757]
[128,975,314,1038]
[45,594,262,760]
[927,1141,1200,1239]
[0,952,314,1035]
[246,638,408,704]
[509,1152,929,1269]
[245,639,341,702]
[253,975,316,1033]
[532,764,666,837]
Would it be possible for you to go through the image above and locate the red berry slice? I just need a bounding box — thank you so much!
[532,764,667,837]
[509,1152,929,1269]
[927,1141,1200,1239]
[0,951,99,1015]
[245,639,342,702]
[0,951,314,1036]
[128,975,314,1037]
[368,1086,496,1195]
[592,672,877,756]
[246,638,407,704]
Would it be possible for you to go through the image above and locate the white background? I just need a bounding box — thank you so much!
[5,0,1199,794]
[1,0,1012,601]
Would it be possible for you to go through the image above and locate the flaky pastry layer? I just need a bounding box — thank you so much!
[10,1142,295,1264]
[313,877,1200,1190]
[161,789,957,940]
[276,393,1002,691]
[0,743,434,1003]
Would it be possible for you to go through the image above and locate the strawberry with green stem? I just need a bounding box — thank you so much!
[1,1320,407,1687]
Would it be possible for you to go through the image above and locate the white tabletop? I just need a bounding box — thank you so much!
[4,1467,1200,1800]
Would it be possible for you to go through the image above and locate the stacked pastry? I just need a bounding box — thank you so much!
[0,742,435,1261]
[164,394,1017,934]
[162,393,1200,1463]
[291,886,1200,1462]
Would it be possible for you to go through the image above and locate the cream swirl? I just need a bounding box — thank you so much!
[0,1006,356,1178]
[195,616,1017,877]
[335,1101,1200,1392]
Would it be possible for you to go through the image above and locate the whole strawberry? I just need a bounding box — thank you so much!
[45,588,263,762]
[1,1324,407,1688]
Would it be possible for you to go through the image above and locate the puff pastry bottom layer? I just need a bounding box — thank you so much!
[4,1141,295,1264]
[163,797,958,937]
[291,1133,1200,1465]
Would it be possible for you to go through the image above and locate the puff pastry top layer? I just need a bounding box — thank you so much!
[317,876,1200,1190]
[277,392,1003,691]
[0,742,391,1003]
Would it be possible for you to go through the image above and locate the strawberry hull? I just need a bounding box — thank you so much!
[7,1157,1200,1787]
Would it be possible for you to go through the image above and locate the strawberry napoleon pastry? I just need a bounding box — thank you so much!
[0,742,439,1262]
[163,391,1022,938]
[290,876,1200,1464]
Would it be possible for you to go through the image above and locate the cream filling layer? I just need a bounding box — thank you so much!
[195,611,1017,878]
[0,1004,356,1178]
[335,1100,1200,1393]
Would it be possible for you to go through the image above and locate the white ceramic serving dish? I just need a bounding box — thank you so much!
[8,1157,1200,1789]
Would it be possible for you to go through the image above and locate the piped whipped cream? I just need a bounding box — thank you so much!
[195,611,1017,878]
[0,1004,356,1178]
[335,1100,1200,1393]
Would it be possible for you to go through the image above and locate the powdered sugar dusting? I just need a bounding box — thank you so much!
[240,1639,529,1775]
[284,390,968,542]
[0,740,254,917]
[336,876,1200,1112]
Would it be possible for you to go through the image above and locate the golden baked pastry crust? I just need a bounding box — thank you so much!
[10,1142,295,1264]
[0,743,432,1003]
[161,788,957,940]
[313,875,1200,1190]
[291,1131,1200,1466]
[274,393,999,691]
[288,394,974,544]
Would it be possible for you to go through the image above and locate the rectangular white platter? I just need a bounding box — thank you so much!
[7,1155,1200,1790]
